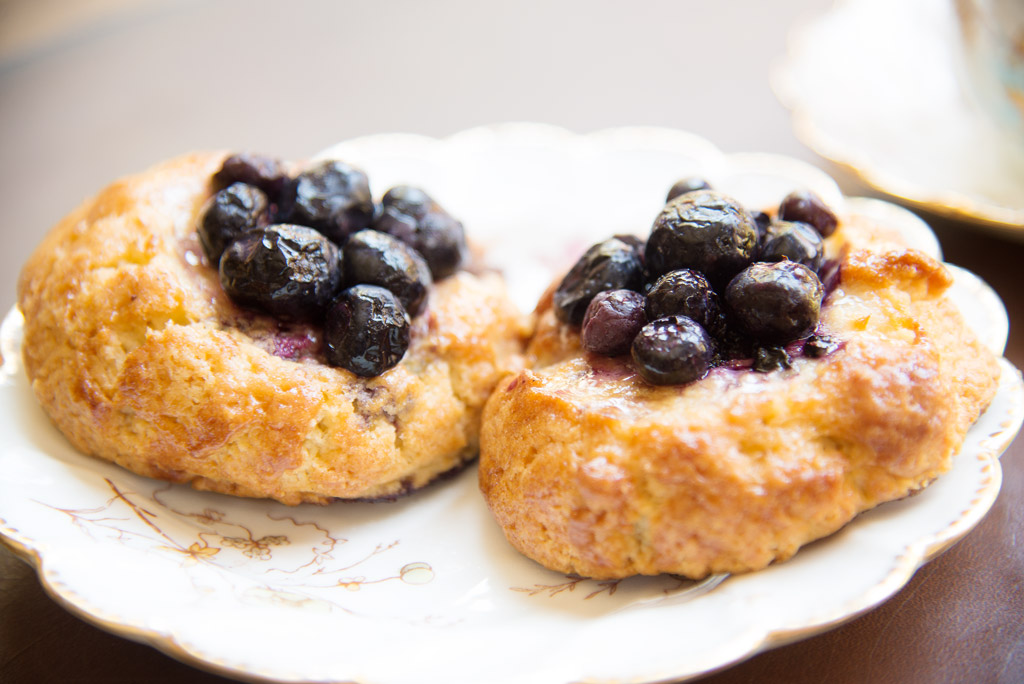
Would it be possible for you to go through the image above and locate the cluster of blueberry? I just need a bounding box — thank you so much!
[554,180,840,385]
[197,154,467,377]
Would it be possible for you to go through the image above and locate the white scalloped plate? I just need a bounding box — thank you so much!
[774,0,1024,236]
[1,124,1022,684]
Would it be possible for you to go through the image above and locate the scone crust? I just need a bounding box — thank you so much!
[18,153,528,505]
[479,213,1000,579]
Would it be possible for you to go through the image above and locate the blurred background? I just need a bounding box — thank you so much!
[2,1,1023,683]
[0,0,831,313]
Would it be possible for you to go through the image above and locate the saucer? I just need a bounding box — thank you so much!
[774,0,1024,236]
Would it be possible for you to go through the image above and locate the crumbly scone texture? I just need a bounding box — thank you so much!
[18,153,529,505]
[479,212,1001,579]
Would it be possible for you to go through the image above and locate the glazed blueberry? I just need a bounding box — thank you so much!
[213,154,289,199]
[582,289,648,356]
[219,224,343,321]
[554,237,645,326]
[645,190,759,287]
[613,234,649,282]
[803,333,840,358]
[631,316,714,386]
[725,261,824,344]
[778,190,838,238]
[752,210,771,243]
[198,182,269,263]
[753,346,792,372]
[280,160,375,244]
[325,284,410,377]
[407,210,468,279]
[645,269,720,330]
[373,207,418,245]
[381,185,432,221]
[373,186,467,279]
[613,234,647,261]
[758,220,825,272]
[374,186,431,244]
[343,230,432,317]
[666,177,712,203]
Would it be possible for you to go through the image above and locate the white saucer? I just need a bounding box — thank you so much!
[2,125,1022,684]
[774,0,1024,235]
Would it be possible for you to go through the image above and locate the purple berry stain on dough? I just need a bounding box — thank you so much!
[272,330,319,360]
[586,353,638,382]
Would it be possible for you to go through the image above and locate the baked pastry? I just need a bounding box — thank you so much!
[479,182,1000,580]
[18,152,528,505]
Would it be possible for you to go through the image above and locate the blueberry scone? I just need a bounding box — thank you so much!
[479,182,1000,579]
[19,153,528,504]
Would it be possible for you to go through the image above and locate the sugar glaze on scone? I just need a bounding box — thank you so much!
[18,153,528,505]
[479,209,1000,580]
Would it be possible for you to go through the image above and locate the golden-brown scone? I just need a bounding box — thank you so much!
[479,210,1000,579]
[18,153,529,505]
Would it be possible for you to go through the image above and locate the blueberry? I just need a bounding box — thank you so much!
[645,190,759,287]
[219,224,343,321]
[612,233,645,254]
[554,238,645,325]
[753,345,792,372]
[725,261,823,344]
[374,186,467,279]
[582,289,648,356]
[198,182,269,263]
[408,211,468,279]
[374,207,419,244]
[381,185,432,220]
[631,316,714,386]
[758,220,825,272]
[343,230,432,317]
[373,186,428,246]
[666,177,712,203]
[645,269,720,330]
[325,284,410,377]
[778,190,838,238]
[280,160,374,244]
[752,210,771,242]
[803,333,840,358]
[213,154,289,199]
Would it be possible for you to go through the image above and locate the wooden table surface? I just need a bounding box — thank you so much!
[1,1,1021,682]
